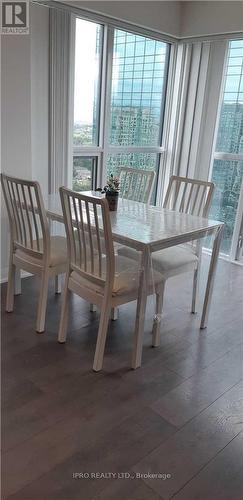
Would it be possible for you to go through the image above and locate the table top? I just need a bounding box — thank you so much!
[46,191,223,251]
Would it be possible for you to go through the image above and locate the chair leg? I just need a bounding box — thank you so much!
[90,303,97,312]
[111,307,119,321]
[55,274,62,294]
[6,260,15,312]
[191,263,200,314]
[14,267,21,295]
[36,270,49,333]
[152,283,165,347]
[58,274,71,343]
[93,301,111,372]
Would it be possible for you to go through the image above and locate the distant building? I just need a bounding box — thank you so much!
[216,102,243,154]
[107,30,167,174]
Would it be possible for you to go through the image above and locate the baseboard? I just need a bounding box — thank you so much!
[0,269,32,284]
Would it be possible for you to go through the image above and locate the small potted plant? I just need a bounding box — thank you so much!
[102,174,120,211]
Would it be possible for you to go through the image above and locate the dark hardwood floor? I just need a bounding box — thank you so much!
[2,256,243,500]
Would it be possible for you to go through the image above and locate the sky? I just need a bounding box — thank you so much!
[74,18,99,124]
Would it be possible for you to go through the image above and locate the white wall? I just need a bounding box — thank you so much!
[1,35,32,279]
[1,4,49,280]
[181,1,243,38]
[71,1,181,37]
[67,1,243,38]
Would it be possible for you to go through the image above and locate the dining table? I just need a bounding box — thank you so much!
[45,191,224,369]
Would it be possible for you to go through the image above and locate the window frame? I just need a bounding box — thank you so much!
[71,16,172,196]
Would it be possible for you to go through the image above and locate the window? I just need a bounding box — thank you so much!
[73,18,102,147]
[72,18,102,192]
[107,30,169,189]
[209,40,243,255]
[73,156,97,192]
[72,19,170,198]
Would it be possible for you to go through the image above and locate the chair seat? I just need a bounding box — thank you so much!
[70,254,163,297]
[118,245,198,279]
[152,246,198,278]
[15,236,67,268]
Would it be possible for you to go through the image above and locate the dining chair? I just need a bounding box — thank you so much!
[118,175,215,345]
[1,174,67,332]
[58,187,164,371]
[118,167,155,203]
[90,167,156,318]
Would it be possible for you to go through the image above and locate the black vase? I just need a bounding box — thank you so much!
[105,191,119,211]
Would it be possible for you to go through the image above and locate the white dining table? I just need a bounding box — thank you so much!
[46,191,224,369]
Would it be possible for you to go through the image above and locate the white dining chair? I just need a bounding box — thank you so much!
[118,167,155,203]
[118,175,215,346]
[58,188,164,371]
[1,174,67,333]
[90,167,156,318]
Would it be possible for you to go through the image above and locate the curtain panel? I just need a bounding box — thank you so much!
[162,39,227,188]
[49,8,73,193]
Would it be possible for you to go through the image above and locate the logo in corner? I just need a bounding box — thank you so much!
[1,1,29,34]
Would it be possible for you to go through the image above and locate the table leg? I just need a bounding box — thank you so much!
[132,247,149,369]
[14,268,21,295]
[200,225,224,329]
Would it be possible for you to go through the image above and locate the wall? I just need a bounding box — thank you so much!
[67,1,243,39]
[1,3,49,281]
[181,1,243,38]
[70,1,181,37]
[1,35,32,279]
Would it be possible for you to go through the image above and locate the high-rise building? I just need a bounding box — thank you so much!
[107,30,168,175]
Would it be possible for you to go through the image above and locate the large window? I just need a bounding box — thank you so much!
[209,40,243,255]
[107,30,168,182]
[73,18,170,198]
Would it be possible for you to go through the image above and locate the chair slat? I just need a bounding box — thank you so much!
[93,203,102,277]
[185,183,194,213]
[28,185,40,250]
[21,184,33,248]
[191,184,201,215]
[78,198,87,272]
[118,167,155,204]
[164,175,214,219]
[197,185,207,216]
[85,200,94,275]
[179,182,188,212]
[7,180,22,243]
[72,196,82,268]
[16,183,27,246]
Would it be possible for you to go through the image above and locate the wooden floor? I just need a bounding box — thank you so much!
[2,256,243,500]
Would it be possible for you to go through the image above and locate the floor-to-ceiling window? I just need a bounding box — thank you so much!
[106,30,169,190]
[209,40,243,255]
[72,18,170,199]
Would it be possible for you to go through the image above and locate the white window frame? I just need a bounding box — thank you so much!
[71,15,172,197]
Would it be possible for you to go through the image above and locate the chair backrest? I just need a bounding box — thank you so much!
[118,167,155,203]
[59,187,115,288]
[1,174,50,260]
[163,175,214,217]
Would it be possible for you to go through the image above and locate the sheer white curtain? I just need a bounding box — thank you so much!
[49,8,74,193]
[161,39,226,190]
